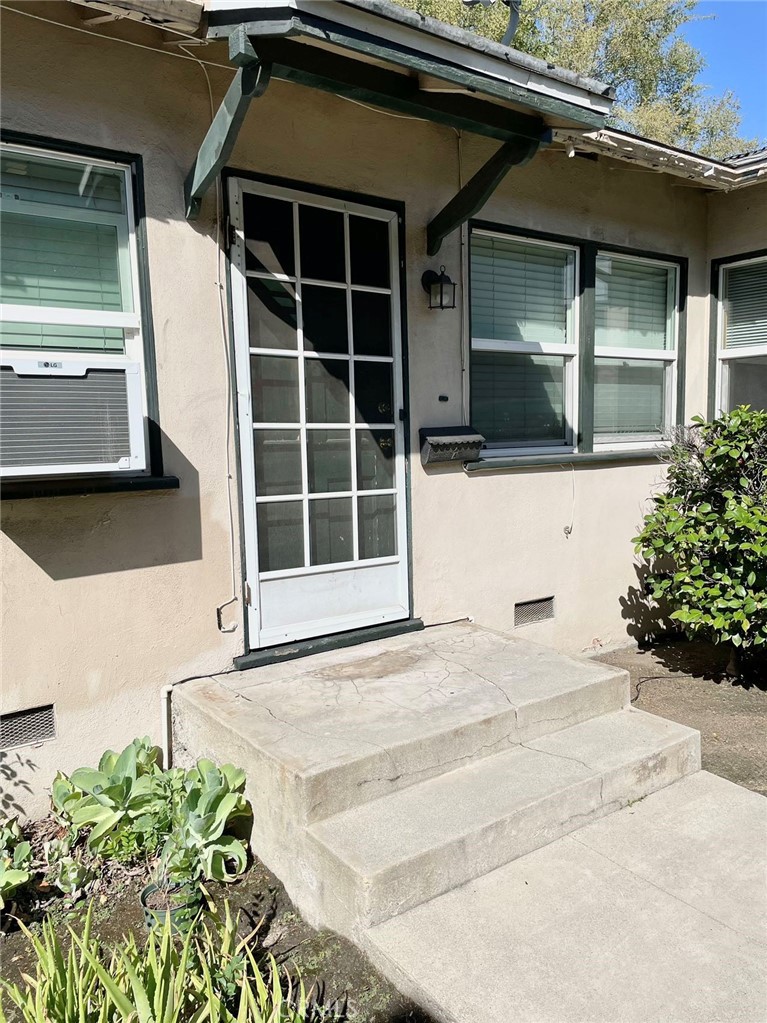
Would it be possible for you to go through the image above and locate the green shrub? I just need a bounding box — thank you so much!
[52,740,251,892]
[634,406,767,671]
[0,900,312,1023]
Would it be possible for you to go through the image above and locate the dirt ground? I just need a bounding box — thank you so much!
[0,855,432,1023]
[598,639,767,797]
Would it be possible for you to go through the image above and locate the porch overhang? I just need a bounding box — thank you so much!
[185,0,614,243]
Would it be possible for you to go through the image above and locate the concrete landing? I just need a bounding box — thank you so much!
[367,771,767,1023]
[179,622,627,821]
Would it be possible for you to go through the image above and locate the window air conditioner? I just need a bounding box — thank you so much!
[0,357,147,478]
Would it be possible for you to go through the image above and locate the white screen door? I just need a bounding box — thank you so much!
[229,178,410,649]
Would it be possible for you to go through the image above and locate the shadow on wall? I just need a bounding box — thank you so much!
[619,562,672,643]
[0,748,37,816]
[1,430,202,580]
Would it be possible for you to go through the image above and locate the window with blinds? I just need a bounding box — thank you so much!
[470,232,577,451]
[0,143,149,479]
[719,257,767,412]
[0,150,135,352]
[594,254,677,444]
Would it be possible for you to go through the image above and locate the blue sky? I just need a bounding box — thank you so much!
[682,0,767,146]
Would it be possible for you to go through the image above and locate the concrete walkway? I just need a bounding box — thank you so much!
[367,770,767,1023]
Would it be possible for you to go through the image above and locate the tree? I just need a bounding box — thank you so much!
[395,0,758,158]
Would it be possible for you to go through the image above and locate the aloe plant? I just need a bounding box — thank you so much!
[1,900,313,1023]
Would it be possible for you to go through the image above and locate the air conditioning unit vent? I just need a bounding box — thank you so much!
[514,596,555,627]
[0,357,146,478]
[0,704,56,751]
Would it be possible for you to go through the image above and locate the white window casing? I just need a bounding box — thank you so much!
[470,229,579,457]
[593,252,679,451]
[0,143,148,478]
[716,256,767,415]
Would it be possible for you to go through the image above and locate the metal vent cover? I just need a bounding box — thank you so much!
[0,704,56,751]
[514,596,555,627]
[0,366,131,468]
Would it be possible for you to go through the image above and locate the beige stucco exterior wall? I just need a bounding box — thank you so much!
[1,5,719,815]
[707,181,767,260]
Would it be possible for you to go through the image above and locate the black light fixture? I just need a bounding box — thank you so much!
[421,265,457,310]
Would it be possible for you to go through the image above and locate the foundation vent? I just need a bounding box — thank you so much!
[0,704,56,751]
[514,596,555,628]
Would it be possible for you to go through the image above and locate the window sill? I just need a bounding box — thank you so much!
[0,474,180,500]
[464,450,665,472]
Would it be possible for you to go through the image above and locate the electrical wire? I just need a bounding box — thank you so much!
[178,43,240,634]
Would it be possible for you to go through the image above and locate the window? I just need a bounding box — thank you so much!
[470,231,578,453]
[0,143,149,478]
[469,227,682,456]
[594,254,678,448]
[717,256,767,413]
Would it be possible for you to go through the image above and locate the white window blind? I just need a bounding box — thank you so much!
[470,231,577,451]
[0,149,135,353]
[593,254,677,445]
[471,234,572,345]
[595,257,673,350]
[723,261,767,350]
[719,257,767,412]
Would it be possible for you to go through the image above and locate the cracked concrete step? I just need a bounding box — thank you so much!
[173,622,629,824]
[307,709,700,931]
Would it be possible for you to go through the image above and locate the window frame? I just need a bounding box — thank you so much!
[469,221,687,460]
[469,228,580,458]
[592,251,680,453]
[713,252,767,415]
[0,132,166,485]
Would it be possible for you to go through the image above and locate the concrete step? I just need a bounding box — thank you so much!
[364,772,767,1023]
[173,622,629,826]
[307,709,700,930]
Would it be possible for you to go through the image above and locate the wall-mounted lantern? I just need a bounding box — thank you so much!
[421,266,457,310]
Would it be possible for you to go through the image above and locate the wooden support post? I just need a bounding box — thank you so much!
[426,136,541,256]
[184,26,271,219]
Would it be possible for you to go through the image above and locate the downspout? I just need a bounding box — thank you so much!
[161,684,174,768]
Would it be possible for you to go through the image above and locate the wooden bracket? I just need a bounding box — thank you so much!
[426,135,542,256]
[184,26,271,219]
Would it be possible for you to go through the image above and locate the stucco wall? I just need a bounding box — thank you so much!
[1,4,717,815]
[707,181,767,260]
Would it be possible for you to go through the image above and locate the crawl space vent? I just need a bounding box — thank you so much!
[514,597,555,627]
[0,704,56,750]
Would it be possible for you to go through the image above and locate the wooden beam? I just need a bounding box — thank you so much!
[427,136,541,256]
[256,38,545,144]
[184,27,271,219]
[207,12,609,130]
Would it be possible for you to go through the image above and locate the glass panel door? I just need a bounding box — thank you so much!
[229,180,409,648]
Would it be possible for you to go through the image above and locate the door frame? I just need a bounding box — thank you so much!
[224,170,413,653]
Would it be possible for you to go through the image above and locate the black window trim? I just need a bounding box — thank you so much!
[0,129,178,499]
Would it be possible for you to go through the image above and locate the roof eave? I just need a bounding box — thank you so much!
[204,0,613,129]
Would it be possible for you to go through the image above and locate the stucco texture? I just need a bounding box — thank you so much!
[0,2,741,815]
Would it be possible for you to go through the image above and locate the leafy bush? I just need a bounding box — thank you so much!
[52,737,171,861]
[52,739,251,893]
[0,900,313,1023]
[634,406,767,671]
[0,816,32,909]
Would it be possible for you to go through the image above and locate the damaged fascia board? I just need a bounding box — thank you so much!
[69,0,204,35]
[204,0,614,126]
[553,128,767,190]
